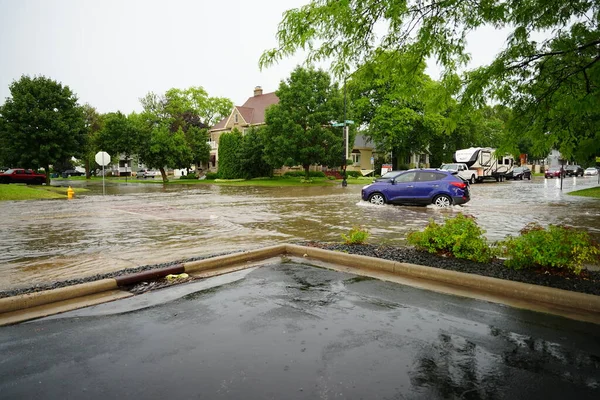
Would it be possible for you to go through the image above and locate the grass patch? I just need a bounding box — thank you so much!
[568,186,600,198]
[0,185,65,201]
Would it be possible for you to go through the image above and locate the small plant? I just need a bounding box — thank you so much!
[205,172,219,180]
[498,223,600,275]
[407,213,493,263]
[179,173,198,180]
[346,171,361,178]
[327,175,336,180]
[341,226,370,245]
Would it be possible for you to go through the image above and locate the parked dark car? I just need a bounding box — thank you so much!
[544,167,565,179]
[506,166,532,180]
[61,169,85,178]
[565,164,584,177]
[361,169,470,207]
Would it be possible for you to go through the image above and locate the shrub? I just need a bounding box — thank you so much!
[398,164,410,170]
[346,171,360,178]
[205,172,219,180]
[284,170,326,178]
[327,175,336,180]
[342,226,369,245]
[498,223,600,274]
[179,173,198,180]
[283,171,305,178]
[407,213,493,263]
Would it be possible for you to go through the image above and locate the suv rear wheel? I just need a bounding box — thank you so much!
[433,195,452,208]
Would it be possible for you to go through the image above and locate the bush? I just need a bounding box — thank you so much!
[342,226,369,245]
[179,173,198,180]
[407,213,493,263]
[283,171,304,178]
[283,170,326,178]
[498,223,600,274]
[346,171,360,178]
[327,175,336,180]
[205,172,219,180]
[398,164,410,170]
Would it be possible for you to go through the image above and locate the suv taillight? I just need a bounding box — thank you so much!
[450,181,467,189]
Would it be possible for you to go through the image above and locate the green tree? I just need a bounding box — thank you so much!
[82,104,103,178]
[349,53,448,168]
[95,112,142,178]
[0,75,86,183]
[260,0,599,160]
[238,127,273,179]
[263,66,344,179]
[137,122,192,182]
[218,129,243,179]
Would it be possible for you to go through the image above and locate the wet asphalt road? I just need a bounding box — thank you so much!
[1,263,599,399]
[1,177,600,290]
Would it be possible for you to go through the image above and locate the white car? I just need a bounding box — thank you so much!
[584,167,599,176]
[137,169,160,178]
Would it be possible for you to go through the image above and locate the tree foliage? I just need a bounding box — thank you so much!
[261,0,600,161]
[238,127,273,179]
[81,104,103,178]
[95,111,142,173]
[263,66,344,179]
[0,75,86,182]
[218,129,243,179]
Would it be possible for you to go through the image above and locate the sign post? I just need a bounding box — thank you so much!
[95,151,110,196]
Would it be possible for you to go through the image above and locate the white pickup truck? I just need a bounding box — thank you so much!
[440,163,477,184]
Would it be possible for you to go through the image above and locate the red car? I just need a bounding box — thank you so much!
[0,168,46,184]
[544,167,565,179]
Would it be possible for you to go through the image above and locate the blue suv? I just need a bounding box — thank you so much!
[361,169,470,207]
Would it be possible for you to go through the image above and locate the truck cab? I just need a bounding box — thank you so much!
[440,163,477,184]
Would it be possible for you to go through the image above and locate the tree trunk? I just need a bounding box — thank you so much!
[85,157,91,179]
[45,164,50,185]
[303,164,310,180]
[159,167,168,183]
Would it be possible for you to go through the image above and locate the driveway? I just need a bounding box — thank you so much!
[1,263,599,399]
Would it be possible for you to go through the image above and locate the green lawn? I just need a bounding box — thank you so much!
[568,186,600,198]
[0,185,90,201]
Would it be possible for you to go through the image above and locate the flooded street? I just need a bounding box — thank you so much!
[1,177,599,290]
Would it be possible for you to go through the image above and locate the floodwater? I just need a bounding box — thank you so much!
[1,177,599,290]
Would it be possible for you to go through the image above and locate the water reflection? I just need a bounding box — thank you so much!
[1,178,599,290]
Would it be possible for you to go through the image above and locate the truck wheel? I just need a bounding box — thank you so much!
[469,175,476,184]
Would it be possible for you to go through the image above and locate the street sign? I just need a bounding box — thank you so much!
[345,120,354,124]
[332,123,345,127]
[95,151,111,166]
[370,156,374,165]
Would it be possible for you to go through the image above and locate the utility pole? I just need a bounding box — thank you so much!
[342,78,348,187]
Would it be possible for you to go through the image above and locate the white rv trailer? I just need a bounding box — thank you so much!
[453,147,514,182]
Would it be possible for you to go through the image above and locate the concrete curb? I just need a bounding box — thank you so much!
[0,279,118,314]
[284,244,600,314]
[183,244,287,273]
[1,243,599,324]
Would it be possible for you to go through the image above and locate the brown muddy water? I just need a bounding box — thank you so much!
[1,177,599,290]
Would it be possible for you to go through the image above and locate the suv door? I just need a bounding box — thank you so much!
[385,171,417,204]
[414,171,446,203]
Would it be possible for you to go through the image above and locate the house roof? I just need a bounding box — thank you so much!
[212,117,227,130]
[210,91,279,132]
[240,92,278,124]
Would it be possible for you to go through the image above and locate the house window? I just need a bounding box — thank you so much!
[234,114,238,123]
[351,152,361,165]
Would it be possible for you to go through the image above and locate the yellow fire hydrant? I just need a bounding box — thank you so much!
[67,186,74,200]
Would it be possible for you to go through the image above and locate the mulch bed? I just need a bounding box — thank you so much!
[301,242,600,297]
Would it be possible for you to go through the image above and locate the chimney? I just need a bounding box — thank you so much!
[254,86,263,96]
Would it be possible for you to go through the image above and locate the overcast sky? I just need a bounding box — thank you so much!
[0,0,511,115]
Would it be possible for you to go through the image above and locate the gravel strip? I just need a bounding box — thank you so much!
[300,242,600,297]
